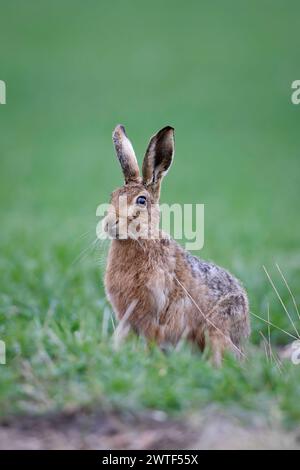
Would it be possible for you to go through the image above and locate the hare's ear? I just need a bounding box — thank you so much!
[112,125,140,184]
[142,126,174,200]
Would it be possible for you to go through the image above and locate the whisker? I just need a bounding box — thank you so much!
[78,229,94,240]
[71,238,98,265]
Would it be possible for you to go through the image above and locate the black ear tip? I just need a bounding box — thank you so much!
[156,126,175,141]
[112,124,127,138]
[160,126,175,137]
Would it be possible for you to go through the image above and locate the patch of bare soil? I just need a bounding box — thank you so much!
[0,409,299,450]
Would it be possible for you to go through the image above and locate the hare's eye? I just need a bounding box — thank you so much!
[136,195,147,206]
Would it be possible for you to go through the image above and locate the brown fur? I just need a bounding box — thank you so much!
[104,125,250,366]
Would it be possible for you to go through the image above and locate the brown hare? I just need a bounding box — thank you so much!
[103,125,250,366]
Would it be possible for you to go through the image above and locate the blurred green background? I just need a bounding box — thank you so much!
[0,0,299,424]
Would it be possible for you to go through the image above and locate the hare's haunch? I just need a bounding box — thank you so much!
[103,125,250,366]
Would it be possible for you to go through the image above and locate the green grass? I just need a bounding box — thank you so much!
[0,0,300,426]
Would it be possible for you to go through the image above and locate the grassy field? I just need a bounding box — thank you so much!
[0,0,300,430]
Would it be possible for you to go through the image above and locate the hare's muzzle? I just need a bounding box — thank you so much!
[103,214,120,239]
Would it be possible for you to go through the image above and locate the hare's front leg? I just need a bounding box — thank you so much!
[113,319,132,350]
[112,300,138,350]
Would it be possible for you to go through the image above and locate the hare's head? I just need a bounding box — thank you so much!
[103,125,174,240]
